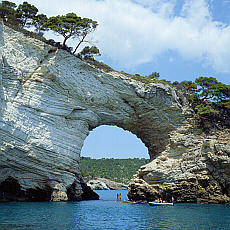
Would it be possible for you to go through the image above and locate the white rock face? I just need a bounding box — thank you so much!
[0,23,188,201]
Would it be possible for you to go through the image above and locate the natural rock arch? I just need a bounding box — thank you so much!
[0,23,190,201]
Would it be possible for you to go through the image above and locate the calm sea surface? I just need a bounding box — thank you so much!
[0,190,230,230]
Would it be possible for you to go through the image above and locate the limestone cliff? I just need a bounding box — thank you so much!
[0,23,188,201]
[128,125,230,204]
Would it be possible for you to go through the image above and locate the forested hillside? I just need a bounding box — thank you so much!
[79,157,149,184]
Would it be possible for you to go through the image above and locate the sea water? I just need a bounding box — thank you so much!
[0,190,230,230]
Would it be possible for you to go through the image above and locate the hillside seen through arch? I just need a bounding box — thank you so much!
[80,125,149,184]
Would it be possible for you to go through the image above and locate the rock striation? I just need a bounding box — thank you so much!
[0,22,187,201]
[0,22,229,203]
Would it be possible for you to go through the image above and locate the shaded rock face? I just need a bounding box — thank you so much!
[0,177,52,201]
[0,23,187,201]
[128,127,230,204]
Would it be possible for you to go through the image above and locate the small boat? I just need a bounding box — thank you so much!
[149,202,174,206]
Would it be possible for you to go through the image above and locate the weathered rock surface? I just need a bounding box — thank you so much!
[87,178,128,190]
[128,127,230,204]
[0,23,188,201]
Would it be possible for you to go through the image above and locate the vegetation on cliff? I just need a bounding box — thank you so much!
[116,71,230,130]
[0,1,98,56]
[173,77,230,130]
[79,157,149,184]
[174,77,230,113]
[117,69,230,130]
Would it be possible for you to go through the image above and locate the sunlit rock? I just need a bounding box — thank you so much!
[128,128,230,203]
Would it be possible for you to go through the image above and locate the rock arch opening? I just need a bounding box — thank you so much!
[81,125,149,159]
[80,125,149,192]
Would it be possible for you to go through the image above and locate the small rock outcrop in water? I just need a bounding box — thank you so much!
[87,178,128,190]
[0,22,229,203]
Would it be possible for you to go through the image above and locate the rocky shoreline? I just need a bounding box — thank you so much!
[128,127,230,204]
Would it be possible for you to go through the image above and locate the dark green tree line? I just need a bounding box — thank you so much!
[173,77,230,130]
[0,1,17,22]
[80,158,149,184]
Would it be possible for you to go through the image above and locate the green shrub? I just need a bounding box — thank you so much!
[202,141,210,150]
[86,59,114,72]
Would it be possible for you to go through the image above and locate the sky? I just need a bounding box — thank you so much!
[81,126,149,159]
[12,0,230,158]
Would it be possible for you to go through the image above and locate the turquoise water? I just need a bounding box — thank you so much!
[0,190,230,230]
